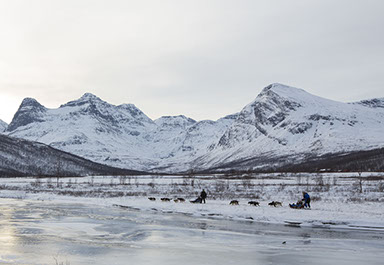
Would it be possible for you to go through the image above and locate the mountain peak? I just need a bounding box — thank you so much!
[155,115,196,128]
[20,97,46,109]
[258,83,340,109]
[7,98,47,131]
[61,92,104,108]
[80,92,101,101]
[261,83,307,98]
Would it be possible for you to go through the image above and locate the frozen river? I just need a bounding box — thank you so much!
[0,199,383,265]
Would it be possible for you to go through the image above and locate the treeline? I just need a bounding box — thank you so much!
[196,148,384,175]
[278,148,384,172]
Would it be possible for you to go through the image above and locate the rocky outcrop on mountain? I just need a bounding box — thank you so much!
[353,98,384,109]
[5,84,384,172]
[7,98,47,132]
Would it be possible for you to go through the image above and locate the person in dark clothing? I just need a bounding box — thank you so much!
[289,200,304,209]
[200,189,207,204]
[302,192,311,208]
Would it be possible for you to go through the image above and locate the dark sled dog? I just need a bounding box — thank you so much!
[268,201,282,207]
[248,201,259,206]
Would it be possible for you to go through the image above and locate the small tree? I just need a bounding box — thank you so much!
[357,171,363,193]
[56,156,62,188]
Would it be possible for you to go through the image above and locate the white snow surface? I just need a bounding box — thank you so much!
[1,172,383,230]
[0,119,7,132]
[5,83,384,172]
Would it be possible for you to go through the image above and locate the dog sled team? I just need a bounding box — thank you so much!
[289,192,311,209]
[148,189,311,209]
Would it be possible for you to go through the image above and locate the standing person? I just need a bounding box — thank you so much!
[200,189,207,204]
[302,191,311,208]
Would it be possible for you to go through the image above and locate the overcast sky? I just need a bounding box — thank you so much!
[0,0,383,123]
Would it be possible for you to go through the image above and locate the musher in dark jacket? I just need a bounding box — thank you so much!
[200,189,207,204]
[302,192,310,208]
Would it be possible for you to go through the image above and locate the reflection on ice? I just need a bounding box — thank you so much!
[0,205,18,262]
[0,199,383,265]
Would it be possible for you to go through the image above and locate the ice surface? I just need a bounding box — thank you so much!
[0,198,383,265]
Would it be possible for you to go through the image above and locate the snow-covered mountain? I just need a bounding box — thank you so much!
[5,84,384,172]
[0,134,142,177]
[195,84,384,171]
[0,119,7,132]
[5,93,236,171]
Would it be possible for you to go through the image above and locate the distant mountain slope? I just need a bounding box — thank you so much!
[5,84,384,172]
[5,93,236,171]
[278,147,384,172]
[0,119,7,132]
[192,83,384,171]
[0,134,143,177]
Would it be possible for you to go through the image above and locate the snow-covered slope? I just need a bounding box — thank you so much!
[0,119,7,132]
[5,84,384,172]
[0,134,141,177]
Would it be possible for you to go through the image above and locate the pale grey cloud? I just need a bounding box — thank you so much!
[0,0,383,123]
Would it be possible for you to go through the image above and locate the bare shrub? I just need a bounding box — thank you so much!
[347,196,363,203]
[315,173,324,186]
[378,182,384,192]
[66,179,72,188]
[355,171,364,193]
[134,177,139,188]
[364,197,381,202]
[248,193,261,200]
[242,179,252,189]
[305,175,310,189]
[194,179,202,189]
[119,176,127,185]
[332,177,337,186]
[313,174,330,192]
[352,179,363,193]
[296,174,302,185]
[182,177,189,186]
[31,177,42,188]
[89,176,95,186]
[214,180,226,192]
[277,183,286,192]
[46,178,54,188]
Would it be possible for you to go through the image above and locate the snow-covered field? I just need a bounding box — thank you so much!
[1,172,383,230]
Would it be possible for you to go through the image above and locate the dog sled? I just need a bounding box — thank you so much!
[190,197,202,203]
